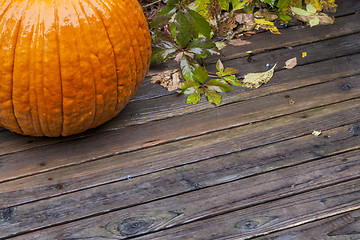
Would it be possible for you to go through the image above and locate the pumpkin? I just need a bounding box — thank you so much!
[0,0,151,137]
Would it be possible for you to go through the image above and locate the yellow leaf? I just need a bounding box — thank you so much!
[312,130,322,136]
[304,0,337,12]
[254,18,281,34]
[302,52,307,58]
[242,63,277,88]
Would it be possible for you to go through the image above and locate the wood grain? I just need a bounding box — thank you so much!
[130,179,360,240]
[1,99,360,238]
[0,55,359,185]
[9,150,360,239]
[1,74,360,203]
[252,209,360,240]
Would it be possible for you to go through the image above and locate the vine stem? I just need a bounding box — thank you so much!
[142,0,162,8]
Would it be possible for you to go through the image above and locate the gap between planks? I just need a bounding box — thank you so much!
[7,149,360,239]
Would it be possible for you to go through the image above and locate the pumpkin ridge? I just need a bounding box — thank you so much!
[10,0,32,135]
[38,0,50,136]
[75,0,99,131]
[69,1,92,134]
[121,0,150,82]
[30,2,44,136]
[83,0,120,127]
[87,0,135,125]
[103,0,143,108]
[0,0,14,19]
[85,0,120,122]
[13,0,39,136]
[53,0,64,136]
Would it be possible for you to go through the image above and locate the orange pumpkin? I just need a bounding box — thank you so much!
[0,0,151,137]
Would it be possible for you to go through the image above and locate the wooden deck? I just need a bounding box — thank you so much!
[1,1,360,239]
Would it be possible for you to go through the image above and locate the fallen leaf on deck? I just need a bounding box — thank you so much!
[254,18,281,34]
[302,52,307,58]
[283,57,297,69]
[215,41,227,50]
[242,63,277,88]
[150,69,183,92]
[228,39,251,46]
[305,0,337,13]
[312,130,322,136]
[291,4,335,27]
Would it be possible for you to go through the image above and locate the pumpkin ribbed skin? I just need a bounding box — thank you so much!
[0,0,151,136]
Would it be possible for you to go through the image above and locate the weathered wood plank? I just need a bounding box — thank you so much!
[0,66,359,185]
[252,209,360,240]
[108,34,360,130]
[0,14,359,158]
[1,120,359,231]
[1,99,359,238]
[130,179,360,240]
[8,150,360,239]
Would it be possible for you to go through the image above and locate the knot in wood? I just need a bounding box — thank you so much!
[339,83,352,91]
[237,219,260,230]
[0,206,16,222]
[350,122,360,136]
[235,216,277,231]
[117,216,155,236]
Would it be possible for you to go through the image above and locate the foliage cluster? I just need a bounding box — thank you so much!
[143,0,336,104]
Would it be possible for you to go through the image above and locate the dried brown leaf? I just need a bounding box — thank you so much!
[228,38,252,46]
[283,57,297,69]
[150,69,183,92]
[294,12,334,26]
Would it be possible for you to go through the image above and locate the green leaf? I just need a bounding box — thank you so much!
[306,3,317,14]
[184,9,212,39]
[150,1,178,29]
[204,88,222,105]
[181,80,200,94]
[218,0,229,11]
[291,7,312,16]
[151,40,179,64]
[180,56,198,81]
[215,41,227,50]
[193,65,209,84]
[186,90,203,104]
[260,0,276,5]
[206,79,233,92]
[223,75,242,86]
[170,11,193,48]
[277,13,292,23]
[216,59,224,72]
[309,16,320,27]
[186,37,219,59]
[223,67,240,76]
[276,0,290,9]
[232,0,245,11]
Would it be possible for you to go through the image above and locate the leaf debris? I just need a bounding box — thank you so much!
[241,63,277,88]
[283,57,297,69]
